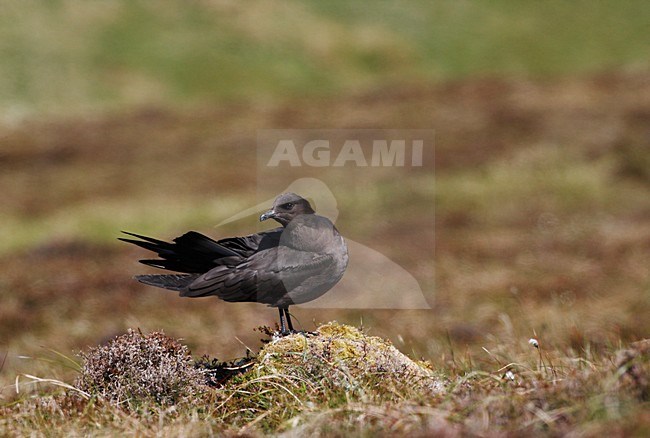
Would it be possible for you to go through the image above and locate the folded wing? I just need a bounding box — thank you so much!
[181,246,334,304]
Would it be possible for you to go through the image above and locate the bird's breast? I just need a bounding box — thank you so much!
[281,215,342,253]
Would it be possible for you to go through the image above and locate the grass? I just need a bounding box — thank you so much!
[2,325,648,435]
[1,0,649,116]
[435,146,619,223]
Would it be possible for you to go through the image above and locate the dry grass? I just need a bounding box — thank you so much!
[1,326,648,436]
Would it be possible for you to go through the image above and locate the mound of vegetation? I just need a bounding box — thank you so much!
[256,322,444,398]
[72,323,443,422]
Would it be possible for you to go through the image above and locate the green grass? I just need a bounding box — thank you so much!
[435,146,619,224]
[1,0,648,115]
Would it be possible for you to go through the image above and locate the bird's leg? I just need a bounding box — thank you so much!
[276,307,318,337]
[285,307,295,332]
[284,308,318,337]
[278,307,289,335]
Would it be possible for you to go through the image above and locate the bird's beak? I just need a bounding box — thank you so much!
[260,209,275,222]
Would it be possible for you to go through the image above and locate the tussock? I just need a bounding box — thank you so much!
[257,322,445,397]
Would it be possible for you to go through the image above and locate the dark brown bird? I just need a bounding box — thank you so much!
[119,193,348,334]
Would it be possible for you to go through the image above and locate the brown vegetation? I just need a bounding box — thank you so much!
[1,70,649,434]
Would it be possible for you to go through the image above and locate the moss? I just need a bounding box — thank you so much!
[255,322,445,399]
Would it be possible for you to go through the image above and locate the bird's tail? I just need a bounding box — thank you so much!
[135,274,200,292]
[119,230,241,273]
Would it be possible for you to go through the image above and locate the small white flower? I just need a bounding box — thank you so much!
[528,338,539,348]
[504,370,516,381]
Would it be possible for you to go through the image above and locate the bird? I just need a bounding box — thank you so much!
[119,193,349,335]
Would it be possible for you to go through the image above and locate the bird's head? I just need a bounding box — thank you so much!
[260,192,315,226]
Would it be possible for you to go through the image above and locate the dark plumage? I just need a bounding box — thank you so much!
[120,193,348,334]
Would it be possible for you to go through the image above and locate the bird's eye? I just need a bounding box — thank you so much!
[283,203,295,209]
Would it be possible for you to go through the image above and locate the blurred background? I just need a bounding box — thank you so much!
[1,0,649,392]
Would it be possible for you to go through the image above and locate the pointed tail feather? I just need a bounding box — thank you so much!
[120,230,242,273]
[135,274,200,292]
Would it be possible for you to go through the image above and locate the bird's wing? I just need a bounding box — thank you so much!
[214,228,283,256]
[181,246,333,303]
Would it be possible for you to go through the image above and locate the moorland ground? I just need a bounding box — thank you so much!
[1,1,649,435]
[1,70,649,435]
